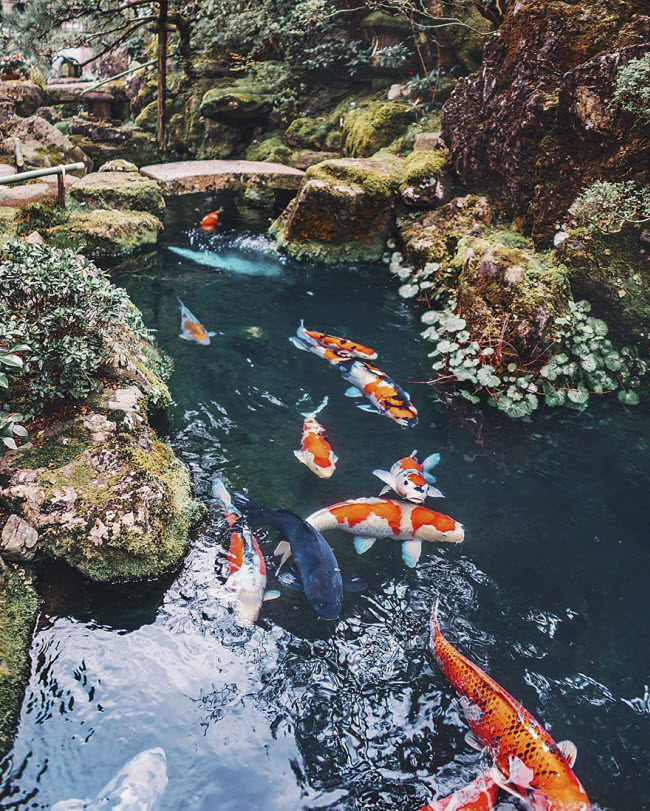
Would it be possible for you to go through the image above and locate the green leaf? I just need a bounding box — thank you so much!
[460,389,481,404]
[0,354,23,369]
[12,424,28,437]
[2,436,17,450]
[618,390,640,405]
[0,372,7,388]
[567,388,589,405]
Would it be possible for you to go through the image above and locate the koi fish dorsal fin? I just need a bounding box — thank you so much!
[557,740,578,767]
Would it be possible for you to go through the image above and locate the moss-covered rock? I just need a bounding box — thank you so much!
[400,149,451,207]
[167,100,239,160]
[246,134,292,164]
[69,120,159,168]
[134,99,174,133]
[0,115,90,172]
[285,117,333,150]
[44,209,163,257]
[342,101,414,157]
[0,376,204,582]
[69,171,165,216]
[200,88,272,123]
[0,564,38,757]
[272,155,403,263]
[558,226,650,349]
[98,159,139,173]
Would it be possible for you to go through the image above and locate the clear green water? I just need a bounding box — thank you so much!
[1,196,649,809]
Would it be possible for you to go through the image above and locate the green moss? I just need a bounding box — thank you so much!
[361,10,411,30]
[402,150,449,184]
[285,117,333,150]
[0,565,38,757]
[44,209,163,258]
[388,110,442,155]
[14,423,91,469]
[134,99,174,133]
[246,134,292,164]
[342,101,414,157]
[305,155,403,203]
[199,88,272,122]
[0,208,18,244]
[69,173,165,216]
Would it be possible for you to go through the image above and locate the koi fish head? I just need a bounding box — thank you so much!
[399,470,429,503]
[386,402,419,428]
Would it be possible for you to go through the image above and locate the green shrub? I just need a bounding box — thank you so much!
[0,343,29,454]
[0,242,147,412]
[613,54,650,124]
[570,180,650,234]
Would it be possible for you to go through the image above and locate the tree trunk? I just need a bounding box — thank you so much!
[157,0,168,152]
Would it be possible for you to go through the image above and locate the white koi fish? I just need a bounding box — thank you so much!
[373,450,443,503]
[212,477,280,624]
[177,297,215,345]
[295,320,378,359]
[51,748,168,811]
[293,396,338,479]
[306,497,464,567]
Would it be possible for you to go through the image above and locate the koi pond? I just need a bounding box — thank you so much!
[1,195,648,809]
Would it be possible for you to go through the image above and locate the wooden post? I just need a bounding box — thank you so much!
[14,137,24,172]
[57,172,65,207]
[157,0,168,153]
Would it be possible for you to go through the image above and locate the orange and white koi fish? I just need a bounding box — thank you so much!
[290,335,346,366]
[373,450,443,503]
[177,297,215,345]
[212,477,279,623]
[294,396,338,479]
[339,359,419,428]
[296,320,377,360]
[307,497,464,567]
[419,773,499,810]
[200,208,223,229]
[429,603,590,811]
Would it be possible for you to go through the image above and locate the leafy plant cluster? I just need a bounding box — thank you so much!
[0,343,29,455]
[0,243,148,412]
[570,180,650,235]
[613,54,650,124]
[420,299,644,418]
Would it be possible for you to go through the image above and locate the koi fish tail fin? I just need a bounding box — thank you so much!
[177,297,184,308]
[232,492,278,531]
[422,452,441,472]
[211,477,233,512]
[302,395,328,419]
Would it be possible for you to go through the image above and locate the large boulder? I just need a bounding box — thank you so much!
[43,208,163,257]
[70,170,165,216]
[441,0,650,243]
[342,101,414,157]
[272,155,403,263]
[199,87,272,123]
[400,149,451,207]
[0,375,204,582]
[0,81,44,117]
[0,115,90,171]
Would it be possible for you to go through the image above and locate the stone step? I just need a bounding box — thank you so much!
[140,159,304,195]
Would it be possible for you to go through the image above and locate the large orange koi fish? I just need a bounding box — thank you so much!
[296,320,378,360]
[429,604,590,811]
[419,773,499,810]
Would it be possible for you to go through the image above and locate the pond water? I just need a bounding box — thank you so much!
[1,195,649,810]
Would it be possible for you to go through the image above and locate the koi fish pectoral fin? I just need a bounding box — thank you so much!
[289,336,310,352]
[378,486,392,496]
[293,450,305,462]
[357,404,380,414]
[278,570,304,591]
[464,731,484,752]
[263,590,281,601]
[557,739,578,767]
[353,537,377,555]
[401,539,422,568]
[427,485,445,498]
[274,540,292,573]
[488,768,526,802]
[344,386,363,398]
[342,573,367,592]
[372,469,393,488]
[207,331,216,337]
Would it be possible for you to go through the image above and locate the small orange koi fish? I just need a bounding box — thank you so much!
[373,450,443,503]
[419,773,499,810]
[177,297,215,345]
[306,497,464,567]
[296,320,377,359]
[200,208,222,229]
[429,603,591,811]
[293,397,337,479]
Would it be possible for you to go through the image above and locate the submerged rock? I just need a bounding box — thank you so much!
[0,564,38,757]
[272,155,403,263]
[70,170,165,216]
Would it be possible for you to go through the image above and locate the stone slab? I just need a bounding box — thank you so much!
[0,176,78,207]
[0,163,16,177]
[140,160,304,195]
